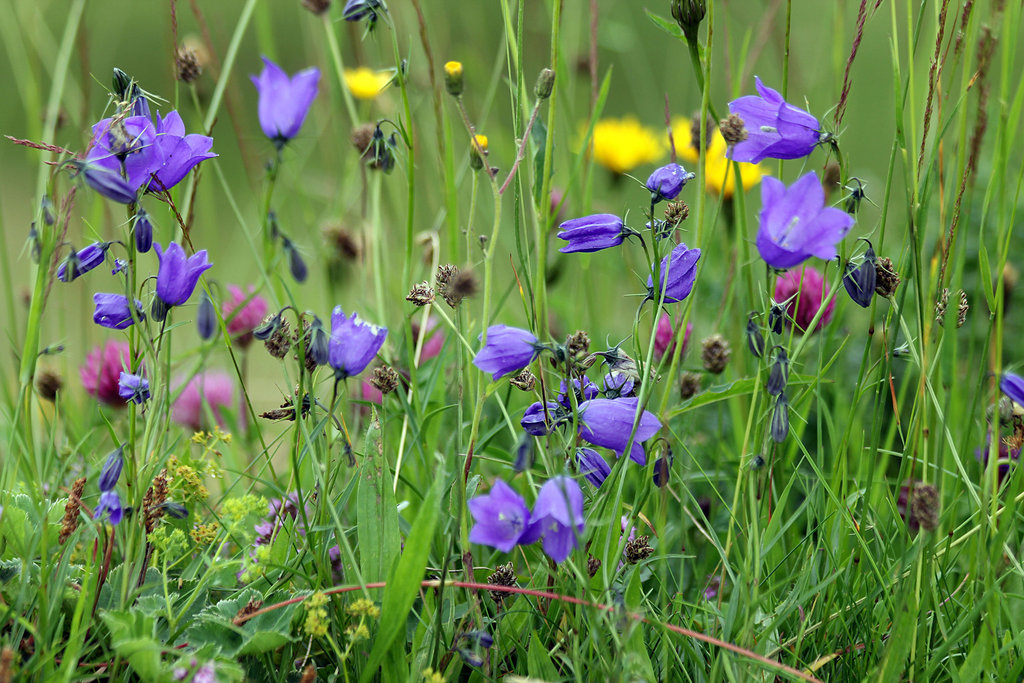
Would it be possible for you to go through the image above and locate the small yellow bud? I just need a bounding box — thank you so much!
[444,61,464,96]
[470,134,488,170]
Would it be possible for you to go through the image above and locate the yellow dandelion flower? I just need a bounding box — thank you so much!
[343,67,392,100]
[586,117,664,175]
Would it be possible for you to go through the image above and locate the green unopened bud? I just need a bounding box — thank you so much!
[534,68,555,100]
[671,0,706,43]
[469,134,488,171]
[444,61,464,97]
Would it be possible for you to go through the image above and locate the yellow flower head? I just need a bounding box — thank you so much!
[444,61,464,96]
[344,67,392,100]
[444,61,463,78]
[472,134,488,152]
[671,116,764,199]
[586,117,665,175]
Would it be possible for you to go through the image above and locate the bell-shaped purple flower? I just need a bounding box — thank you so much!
[74,161,138,204]
[556,214,630,254]
[472,325,541,380]
[1001,373,1024,405]
[602,372,635,398]
[118,372,150,405]
[727,77,822,163]
[647,242,701,304]
[98,446,124,492]
[576,448,611,488]
[578,397,662,465]
[93,293,145,330]
[251,57,321,145]
[95,490,123,525]
[756,173,854,269]
[328,305,388,379]
[557,377,599,409]
[135,112,217,192]
[521,401,567,436]
[58,242,110,282]
[519,476,585,564]
[154,242,213,307]
[646,163,695,202]
[468,479,530,552]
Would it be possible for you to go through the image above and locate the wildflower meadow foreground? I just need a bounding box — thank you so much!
[2,0,1023,680]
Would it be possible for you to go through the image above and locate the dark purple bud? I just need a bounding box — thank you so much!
[58,242,110,282]
[308,317,330,366]
[456,648,484,668]
[647,242,702,304]
[160,501,189,519]
[268,211,280,241]
[513,434,534,472]
[768,304,785,334]
[150,297,169,323]
[556,213,629,254]
[842,243,877,308]
[646,163,695,203]
[93,293,145,329]
[653,444,673,487]
[118,372,150,405]
[283,238,308,284]
[343,0,385,23]
[745,314,765,358]
[75,161,138,204]
[135,208,153,253]
[98,445,124,491]
[41,196,55,226]
[197,292,217,340]
[464,630,494,649]
[770,394,789,443]
[28,226,41,264]
[844,178,868,215]
[576,447,611,488]
[253,314,280,341]
[154,242,212,307]
[766,348,788,396]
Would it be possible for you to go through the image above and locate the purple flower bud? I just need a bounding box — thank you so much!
[343,0,385,23]
[151,297,170,323]
[1001,373,1024,405]
[95,490,123,525]
[771,393,789,443]
[98,446,124,491]
[843,244,877,308]
[521,401,566,436]
[757,173,854,269]
[75,161,138,204]
[92,293,145,329]
[58,242,110,282]
[745,314,766,358]
[468,479,530,552]
[283,238,308,283]
[647,242,701,304]
[519,476,585,564]
[766,348,788,396]
[576,447,611,488]
[513,434,534,472]
[41,196,55,226]
[556,213,629,254]
[646,163,695,202]
[135,208,153,253]
[250,57,321,145]
[653,445,673,487]
[160,501,189,519]
[308,317,331,366]
[727,77,822,163]
[154,242,212,307]
[472,325,541,380]
[328,306,388,379]
[118,372,150,404]
[196,292,216,340]
[578,397,662,465]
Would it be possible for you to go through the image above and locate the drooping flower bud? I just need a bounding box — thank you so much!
[98,445,125,492]
[766,347,788,396]
[770,393,789,443]
[308,316,331,366]
[842,241,877,308]
[197,291,217,340]
[745,313,765,358]
[282,238,308,283]
[135,207,153,253]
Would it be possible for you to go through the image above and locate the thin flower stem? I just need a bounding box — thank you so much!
[499,96,543,195]
[321,13,361,130]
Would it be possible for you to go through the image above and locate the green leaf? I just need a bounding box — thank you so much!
[958,618,992,682]
[875,590,917,683]
[184,588,297,657]
[645,10,685,41]
[356,414,400,583]
[979,243,996,313]
[99,610,163,682]
[526,630,559,680]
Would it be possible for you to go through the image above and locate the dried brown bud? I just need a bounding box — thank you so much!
[143,471,169,534]
[351,123,376,156]
[701,334,731,374]
[679,371,702,400]
[719,113,748,146]
[263,315,292,359]
[586,554,602,577]
[233,598,264,626]
[509,369,536,391]
[370,366,399,395]
[35,369,63,402]
[300,663,318,683]
[875,257,901,298]
[823,162,842,199]
[406,281,435,306]
[441,268,478,307]
[323,225,361,262]
[175,45,202,83]
[910,483,940,532]
[301,0,331,15]
[487,562,517,604]
[58,477,86,545]
[624,535,655,564]
[664,200,690,226]
[566,330,591,359]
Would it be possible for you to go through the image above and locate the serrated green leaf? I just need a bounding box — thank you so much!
[99,610,163,682]
[184,588,297,656]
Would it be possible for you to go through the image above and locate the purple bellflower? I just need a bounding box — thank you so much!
[647,242,701,304]
[519,476,585,564]
[328,306,388,379]
[557,377,600,408]
[756,172,854,269]
[576,448,611,488]
[251,57,321,146]
[556,214,632,254]
[578,397,662,465]
[1001,373,1024,405]
[521,401,567,437]
[154,242,212,307]
[73,161,138,204]
[727,77,823,163]
[472,325,542,380]
[58,242,110,282]
[93,293,145,330]
[95,446,124,525]
[468,479,531,552]
[118,372,150,405]
[646,163,695,202]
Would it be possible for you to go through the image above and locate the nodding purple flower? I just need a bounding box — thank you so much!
[602,372,635,399]
[196,293,217,340]
[472,325,542,380]
[328,306,388,379]
[154,242,212,307]
[578,397,662,465]
[95,490,123,525]
[557,377,600,408]
[135,208,153,253]
[343,0,386,24]
[98,446,124,491]
[250,57,321,146]
[647,242,701,304]
[73,161,138,204]
[757,173,854,269]
[468,480,531,552]
[576,448,611,488]
[519,476,585,564]
[58,242,110,282]
[118,372,150,404]
[556,214,632,254]
[1001,373,1024,405]
[727,77,823,163]
[93,293,145,330]
[521,401,567,436]
[646,163,695,203]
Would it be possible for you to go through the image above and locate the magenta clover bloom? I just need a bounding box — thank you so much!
[647,242,701,304]
[654,313,693,361]
[93,293,145,330]
[328,306,388,379]
[646,163,695,203]
[576,448,611,488]
[251,57,321,146]
[1001,373,1024,405]
[556,213,631,254]
[519,476,585,564]
[774,266,835,333]
[756,172,854,269]
[154,242,212,307]
[727,77,823,163]
[58,242,110,282]
[472,325,542,380]
[222,284,269,348]
[578,397,662,465]
[81,341,131,406]
[468,479,531,552]
[118,372,150,405]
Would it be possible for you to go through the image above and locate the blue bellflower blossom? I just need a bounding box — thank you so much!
[468,479,530,552]
[251,57,321,146]
[576,448,611,488]
[519,476,585,564]
[521,401,566,437]
[557,377,600,408]
[472,325,542,380]
[578,397,662,465]
[95,490,123,525]
[1001,373,1024,405]
[328,306,388,379]
[646,163,695,202]
[556,214,632,254]
[95,446,124,525]
[647,242,702,304]
[73,161,138,204]
[154,242,213,307]
[727,77,822,163]
[756,172,854,269]
[118,372,150,405]
[58,242,110,282]
[93,293,145,330]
